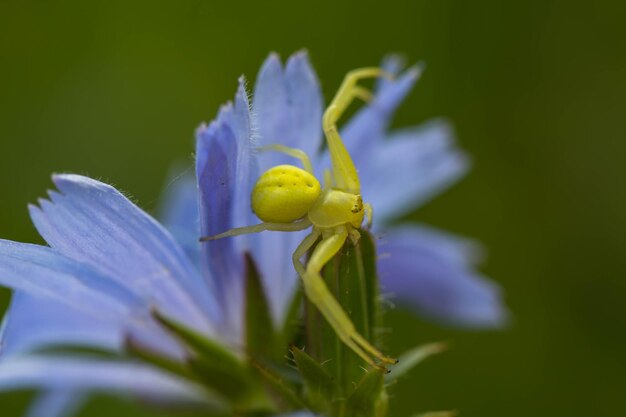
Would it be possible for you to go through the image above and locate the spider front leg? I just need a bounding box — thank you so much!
[200,219,311,241]
[322,68,392,194]
[257,144,314,174]
[295,226,397,372]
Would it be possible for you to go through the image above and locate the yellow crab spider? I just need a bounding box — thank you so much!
[201,68,397,371]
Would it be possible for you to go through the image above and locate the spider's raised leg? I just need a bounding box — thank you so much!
[299,226,397,371]
[322,68,392,194]
[257,144,314,174]
[323,169,333,189]
[200,219,311,241]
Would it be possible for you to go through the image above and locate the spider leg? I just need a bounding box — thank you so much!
[323,169,333,189]
[257,144,314,174]
[329,68,392,117]
[348,227,361,245]
[363,203,373,229]
[292,229,321,277]
[300,226,397,371]
[200,219,311,241]
[324,169,333,190]
[352,86,373,103]
[322,68,392,194]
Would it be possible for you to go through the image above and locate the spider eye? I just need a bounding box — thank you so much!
[252,164,321,223]
[351,195,363,213]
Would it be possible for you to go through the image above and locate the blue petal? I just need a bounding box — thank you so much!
[360,120,470,222]
[0,356,209,402]
[251,51,323,322]
[0,240,135,318]
[26,388,84,417]
[378,226,508,328]
[253,51,323,170]
[250,227,305,323]
[376,55,407,91]
[232,78,259,233]
[253,53,287,165]
[29,174,219,335]
[1,292,122,356]
[284,51,324,157]
[0,260,185,359]
[196,80,257,342]
[159,168,201,267]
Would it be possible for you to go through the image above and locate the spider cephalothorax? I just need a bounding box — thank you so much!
[201,68,396,371]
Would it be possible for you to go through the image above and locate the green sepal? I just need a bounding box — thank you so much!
[251,358,309,410]
[124,335,195,381]
[34,345,123,358]
[152,309,268,409]
[278,288,304,355]
[375,388,389,417]
[345,370,385,417]
[290,345,336,411]
[152,309,244,372]
[385,342,447,383]
[356,230,383,340]
[124,337,229,413]
[188,355,272,413]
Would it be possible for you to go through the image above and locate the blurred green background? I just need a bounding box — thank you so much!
[1,0,625,416]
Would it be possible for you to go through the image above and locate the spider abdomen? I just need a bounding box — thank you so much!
[252,164,321,223]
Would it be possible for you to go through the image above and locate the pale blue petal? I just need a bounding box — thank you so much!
[159,169,201,266]
[378,226,508,328]
[361,120,470,222]
[253,53,288,168]
[231,78,259,234]
[26,389,84,417]
[253,51,323,169]
[251,228,305,324]
[251,51,323,322]
[0,240,135,319]
[0,282,185,360]
[0,356,208,402]
[375,55,407,91]
[29,174,218,335]
[196,80,257,342]
[284,51,324,157]
[0,292,122,356]
[197,115,243,340]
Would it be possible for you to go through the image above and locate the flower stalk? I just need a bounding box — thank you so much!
[300,231,388,417]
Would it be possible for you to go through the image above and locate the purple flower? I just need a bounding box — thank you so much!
[0,51,507,416]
